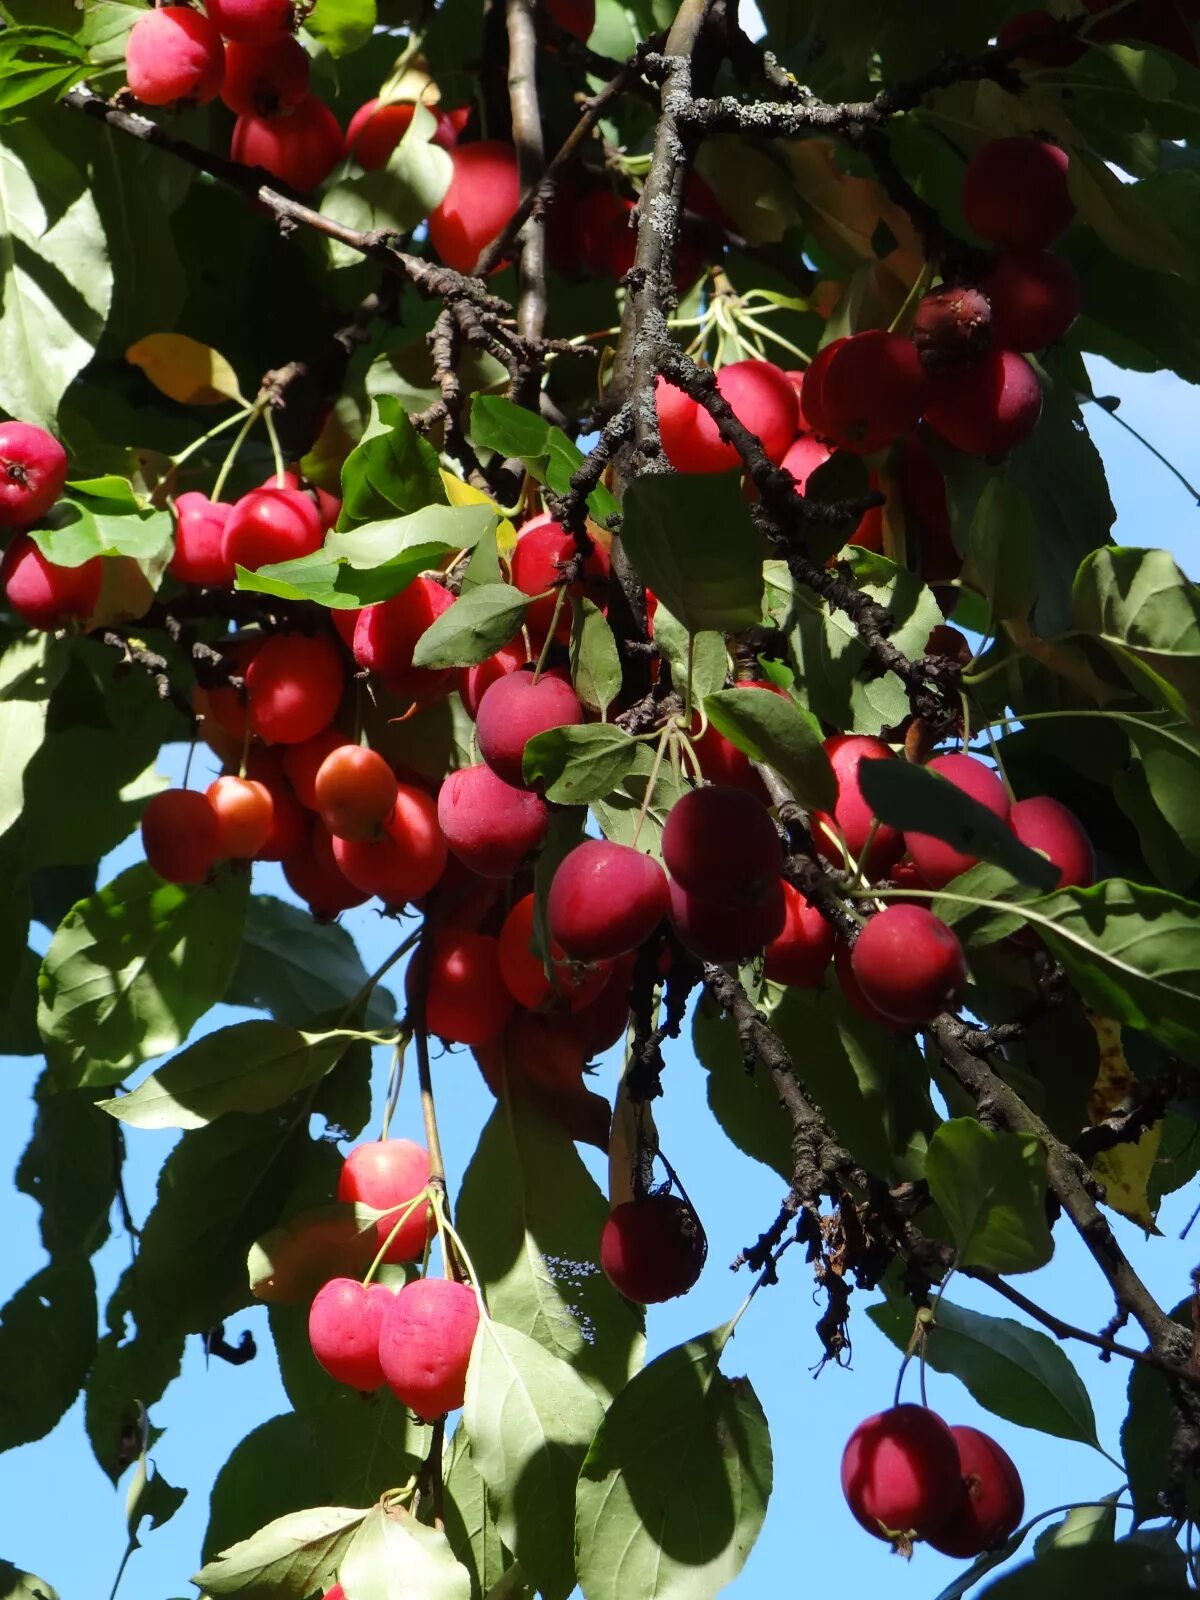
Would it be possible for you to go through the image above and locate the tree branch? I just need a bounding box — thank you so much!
[501,0,548,404]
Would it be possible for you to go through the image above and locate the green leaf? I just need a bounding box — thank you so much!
[85,1264,184,1481]
[619,473,763,635]
[464,1320,604,1600]
[0,28,86,116]
[0,1563,60,1599]
[967,478,1037,625]
[323,103,452,267]
[1121,1303,1188,1523]
[32,493,172,568]
[304,0,377,55]
[202,1414,329,1566]
[857,760,1060,890]
[1074,547,1200,722]
[412,583,529,669]
[570,598,622,716]
[691,996,793,1179]
[924,1118,1054,1274]
[650,606,728,704]
[975,1540,1189,1598]
[339,394,447,527]
[1034,1497,1119,1555]
[37,863,249,1088]
[248,1201,380,1304]
[866,1297,1101,1448]
[590,739,688,857]
[521,724,634,803]
[339,1504,472,1600]
[703,687,836,810]
[442,1424,511,1600]
[575,1329,773,1600]
[0,120,111,428]
[0,1256,95,1450]
[16,1071,115,1258]
[225,895,395,1029]
[0,635,49,837]
[469,396,620,527]
[457,1097,644,1399]
[193,1505,368,1599]
[99,1021,362,1131]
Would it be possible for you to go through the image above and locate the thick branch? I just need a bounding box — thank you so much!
[502,0,548,401]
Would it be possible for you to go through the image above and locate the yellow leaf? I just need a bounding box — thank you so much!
[780,139,925,290]
[126,334,246,407]
[1085,1011,1163,1233]
[439,469,516,555]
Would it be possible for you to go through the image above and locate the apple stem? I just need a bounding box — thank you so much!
[210,402,265,503]
[531,586,566,684]
[169,403,253,475]
[361,1188,435,1286]
[379,1030,411,1141]
[887,260,934,338]
[631,721,672,846]
[263,404,286,487]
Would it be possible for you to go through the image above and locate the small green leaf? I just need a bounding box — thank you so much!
[193,1505,367,1598]
[304,0,378,55]
[412,583,529,669]
[521,724,634,803]
[202,1414,329,1567]
[339,395,446,527]
[1034,1497,1118,1555]
[651,605,728,703]
[569,598,622,715]
[857,761,1060,890]
[974,1540,1187,1598]
[703,687,836,810]
[619,473,763,635]
[0,1562,61,1600]
[339,1504,472,1600]
[469,397,620,527]
[924,1118,1054,1274]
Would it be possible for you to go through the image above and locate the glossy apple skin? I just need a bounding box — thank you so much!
[667,878,786,963]
[809,735,905,878]
[231,94,344,191]
[0,422,69,528]
[1008,795,1095,888]
[475,670,583,789]
[378,1278,480,1420]
[851,905,967,1026]
[763,883,836,988]
[336,1139,432,1262]
[409,929,515,1046]
[923,349,1043,456]
[307,1277,394,1391]
[548,840,670,961]
[437,763,549,878]
[841,1405,963,1544]
[599,1194,706,1303]
[1,535,101,631]
[962,137,1074,251]
[126,7,225,106]
[661,784,783,909]
[331,783,446,905]
[904,753,1011,888]
[427,141,522,273]
[141,789,221,885]
[926,1426,1025,1558]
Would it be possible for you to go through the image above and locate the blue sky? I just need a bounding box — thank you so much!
[1,356,1197,1599]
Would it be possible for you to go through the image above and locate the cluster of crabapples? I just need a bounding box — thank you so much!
[842,1403,1025,1561]
[1001,0,1200,66]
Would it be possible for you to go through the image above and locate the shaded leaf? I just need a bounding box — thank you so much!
[924,1118,1054,1274]
[339,1504,472,1600]
[469,397,619,526]
[442,1424,510,1600]
[1074,546,1200,723]
[703,687,836,810]
[412,583,529,669]
[0,1256,95,1450]
[248,1201,379,1304]
[226,895,395,1029]
[619,473,763,635]
[569,598,621,716]
[125,332,244,405]
[522,724,635,804]
[202,1414,329,1565]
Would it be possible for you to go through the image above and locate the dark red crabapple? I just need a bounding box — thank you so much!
[546,0,595,39]
[169,493,235,587]
[764,882,836,988]
[560,951,636,1056]
[428,141,522,273]
[841,1405,963,1545]
[244,632,345,745]
[981,251,1083,352]
[336,1138,432,1262]
[331,783,446,904]
[231,94,344,191]
[314,745,398,841]
[459,639,527,718]
[779,431,832,493]
[548,840,670,960]
[667,877,786,963]
[220,36,310,116]
[923,348,1043,456]
[805,330,927,455]
[283,728,352,810]
[810,734,905,878]
[378,1278,480,1419]
[655,359,799,474]
[662,784,783,908]
[221,486,323,572]
[834,939,906,1033]
[126,7,225,106]
[345,97,457,169]
[411,929,514,1046]
[600,1194,707,1303]
[510,513,611,643]
[0,422,69,528]
[925,1426,1025,1559]
[437,763,549,878]
[352,576,456,703]
[1009,795,1095,888]
[997,8,1086,66]
[307,1277,393,1391]
[141,789,221,885]
[912,283,993,372]
[795,338,843,438]
[1,536,101,631]
[573,189,637,279]
[905,751,1011,888]
[283,820,370,918]
[245,748,309,859]
[851,904,967,1026]
[205,774,274,858]
[497,894,611,1011]
[962,137,1074,251]
[475,670,584,789]
[205,0,293,45]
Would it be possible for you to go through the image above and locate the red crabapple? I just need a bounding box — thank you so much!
[912,284,993,372]
[459,640,527,718]
[661,784,782,908]
[834,939,907,1033]
[0,422,69,528]
[806,331,927,454]
[314,745,398,841]
[220,36,309,116]
[344,98,456,169]
[548,840,670,960]
[573,189,637,279]
[655,360,799,474]
[231,94,344,191]
[905,751,1011,888]
[410,928,515,1045]
[141,789,221,885]
[2,536,101,631]
[925,1426,1025,1558]
[981,251,1082,352]
[205,0,293,46]
[256,466,340,530]
[694,682,789,795]
[796,338,844,438]
[546,0,595,39]
[923,348,1043,456]
[497,894,611,1011]
[475,670,584,789]
[962,138,1074,251]
[221,486,323,572]
[437,764,549,878]
[560,951,635,1056]
[780,432,832,493]
[510,514,611,643]
[283,728,352,810]
[244,632,345,744]
[170,493,235,587]
[851,904,967,1025]
[667,877,786,962]
[307,1277,393,1391]
[126,7,225,106]
[331,783,446,904]
[763,882,836,987]
[206,774,274,858]
[600,1194,706,1303]
[427,142,522,273]
[378,1278,480,1419]
[352,576,456,703]
[337,1138,432,1262]
[810,735,905,878]
[841,1405,963,1546]
[283,821,370,917]
[245,748,309,859]
[998,8,1085,66]
[1008,795,1095,888]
